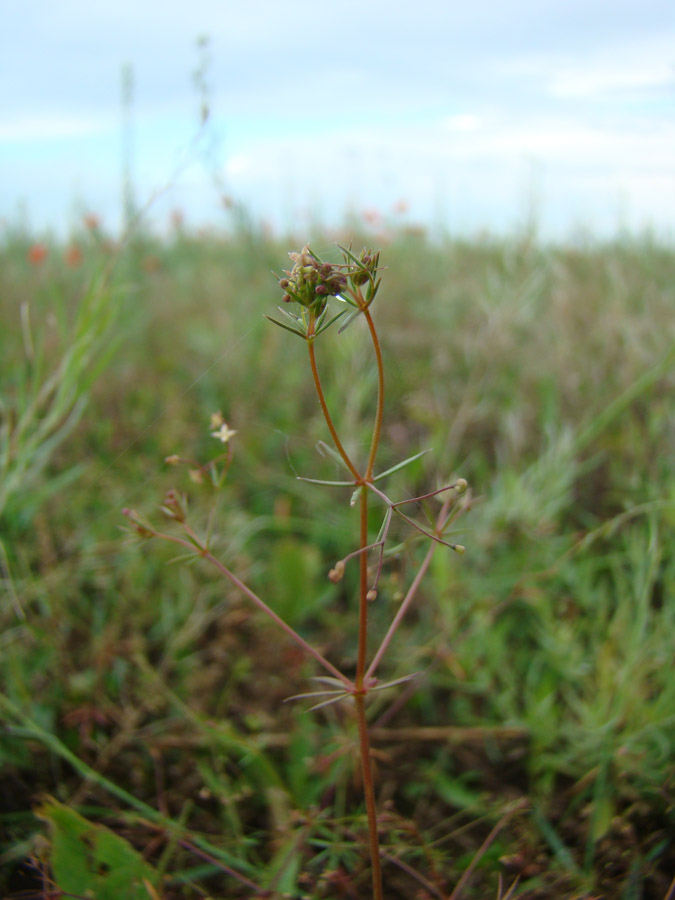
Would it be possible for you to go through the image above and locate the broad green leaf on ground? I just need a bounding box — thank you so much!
[37,798,161,900]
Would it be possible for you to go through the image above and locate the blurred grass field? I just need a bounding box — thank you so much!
[1,220,674,898]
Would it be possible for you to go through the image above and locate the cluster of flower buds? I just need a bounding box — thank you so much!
[272,245,383,341]
[278,245,348,311]
[349,248,380,288]
[159,488,188,523]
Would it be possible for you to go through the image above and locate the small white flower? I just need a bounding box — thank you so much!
[211,422,237,444]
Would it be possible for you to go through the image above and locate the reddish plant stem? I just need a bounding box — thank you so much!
[355,692,384,900]
[356,485,370,686]
[138,525,352,689]
[200,548,353,684]
[350,302,385,900]
[307,298,385,900]
[368,537,435,681]
[366,495,451,681]
[307,325,360,481]
[363,307,385,481]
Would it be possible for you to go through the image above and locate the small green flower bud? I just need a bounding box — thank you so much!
[350,268,370,287]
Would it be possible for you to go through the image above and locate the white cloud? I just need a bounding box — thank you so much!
[442,115,481,133]
[549,62,674,98]
[497,32,675,102]
[0,114,114,142]
[215,109,675,238]
[225,154,252,178]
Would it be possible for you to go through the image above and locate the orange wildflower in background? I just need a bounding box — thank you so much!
[28,243,48,265]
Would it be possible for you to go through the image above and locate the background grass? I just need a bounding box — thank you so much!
[1,221,673,898]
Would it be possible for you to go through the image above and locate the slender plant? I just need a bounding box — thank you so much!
[124,243,468,899]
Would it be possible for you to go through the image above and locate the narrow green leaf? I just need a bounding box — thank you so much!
[372,449,431,482]
[316,309,348,335]
[315,440,352,472]
[284,689,346,701]
[276,305,302,324]
[308,694,352,712]
[337,309,362,334]
[297,476,355,486]
[264,316,307,339]
[311,676,352,688]
[366,276,382,301]
[532,806,581,874]
[337,244,362,266]
[370,672,420,692]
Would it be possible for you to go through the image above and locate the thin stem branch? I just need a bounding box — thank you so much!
[363,307,385,480]
[367,539,436,682]
[201,546,351,686]
[307,330,360,481]
[139,525,352,689]
[446,800,528,900]
[367,481,464,550]
[177,839,265,894]
[337,505,394,596]
[380,849,445,900]
[393,507,463,551]
[366,496,452,681]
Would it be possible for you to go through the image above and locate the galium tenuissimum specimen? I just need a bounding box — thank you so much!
[124,243,468,900]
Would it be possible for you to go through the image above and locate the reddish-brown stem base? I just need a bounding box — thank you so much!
[355,692,383,900]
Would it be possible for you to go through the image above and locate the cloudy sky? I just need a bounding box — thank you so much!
[2,0,674,240]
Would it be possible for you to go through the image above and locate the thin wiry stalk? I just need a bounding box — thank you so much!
[363,306,385,480]
[366,496,452,681]
[356,485,370,685]
[447,800,528,900]
[307,316,360,481]
[126,519,352,689]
